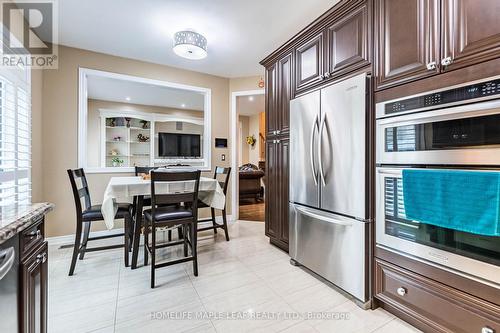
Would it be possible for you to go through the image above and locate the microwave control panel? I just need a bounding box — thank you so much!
[385,78,500,115]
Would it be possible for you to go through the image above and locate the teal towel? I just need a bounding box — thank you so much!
[402,169,500,236]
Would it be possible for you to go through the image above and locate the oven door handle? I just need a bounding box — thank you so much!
[0,247,15,281]
[378,169,403,176]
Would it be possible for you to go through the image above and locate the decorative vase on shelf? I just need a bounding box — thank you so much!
[125,117,131,128]
[110,118,116,127]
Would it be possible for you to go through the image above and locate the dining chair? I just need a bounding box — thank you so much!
[67,168,133,276]
[197,166,231,241]
[135,166,183,243]
[143,170,201,288]
[134,166,157,207]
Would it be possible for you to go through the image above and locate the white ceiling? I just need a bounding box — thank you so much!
[237,94,265,116]
[87,75,205,111]
[37,0,337,78]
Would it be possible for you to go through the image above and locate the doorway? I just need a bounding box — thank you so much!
[230,90,265,221]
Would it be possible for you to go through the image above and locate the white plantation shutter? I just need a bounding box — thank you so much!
[0,63,31,206]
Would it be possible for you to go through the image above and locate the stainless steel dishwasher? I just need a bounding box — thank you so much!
[0,234,19,333]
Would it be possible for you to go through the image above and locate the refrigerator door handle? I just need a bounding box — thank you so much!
[295,205,353,227]
[318,113,327,187]
[309,114,320,185]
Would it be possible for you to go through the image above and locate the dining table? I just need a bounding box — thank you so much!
[101,175,225,269]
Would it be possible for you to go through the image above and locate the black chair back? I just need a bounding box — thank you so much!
[67,168,92,215]
[150,170,201,217]
[214,167,231,195]
[135,166,157,176]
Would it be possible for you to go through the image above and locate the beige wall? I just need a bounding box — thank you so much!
[42,45,232,237]
[229,76,263,93]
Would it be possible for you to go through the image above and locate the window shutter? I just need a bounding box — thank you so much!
[0,63,31,206]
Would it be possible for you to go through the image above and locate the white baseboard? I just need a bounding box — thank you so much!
[46,215,235,246]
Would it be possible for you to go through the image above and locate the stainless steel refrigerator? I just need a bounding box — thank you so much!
[289,73,371,307]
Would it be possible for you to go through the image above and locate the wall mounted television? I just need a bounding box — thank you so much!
[158,133,201,158]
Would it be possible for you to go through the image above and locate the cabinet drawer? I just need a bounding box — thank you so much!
[20,217,44,259]
[375,259,500,333]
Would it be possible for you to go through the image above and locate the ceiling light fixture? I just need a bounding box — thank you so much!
[248,96,254,101]
[125,97,131,101]
[181,103,186,108]
[173,30,208,60]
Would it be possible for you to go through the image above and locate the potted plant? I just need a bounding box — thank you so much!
[111,157,124,167]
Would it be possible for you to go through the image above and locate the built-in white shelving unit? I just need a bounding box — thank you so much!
[99,108,206,170]
[100,113,153,168]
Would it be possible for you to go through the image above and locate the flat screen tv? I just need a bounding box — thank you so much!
[158,133,201,158]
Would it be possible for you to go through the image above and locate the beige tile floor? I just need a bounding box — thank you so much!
[47,221,422,333]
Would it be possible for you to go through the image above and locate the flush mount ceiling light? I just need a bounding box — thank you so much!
[173,31,207,60]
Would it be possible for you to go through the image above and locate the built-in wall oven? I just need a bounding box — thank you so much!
[375,76,500,287]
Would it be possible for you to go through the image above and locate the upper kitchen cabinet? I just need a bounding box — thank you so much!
[294,32,324,94]
[294,0,373,95]
[325,0,372,79]
[375,0,440,90]
[265,62,279,137]
[441,0,500,71]
[265,52,292,137]
[277,53,292,136]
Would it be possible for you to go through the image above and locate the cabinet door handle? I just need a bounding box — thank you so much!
[319,74,325,80]
[324,72,331,78]
[481,327,494,333]
[36,252,47,264]
[441,57,453,67]
[426,61,437,70]
[396,287,407,296]
[276,130,281,135]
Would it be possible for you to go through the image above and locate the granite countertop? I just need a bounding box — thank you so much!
[0,202,55,245]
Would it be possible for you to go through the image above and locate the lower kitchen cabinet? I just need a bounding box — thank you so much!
[21,240,48,333]
[375,258,500,333]
[265,137,290,252]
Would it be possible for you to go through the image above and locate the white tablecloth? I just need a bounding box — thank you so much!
[101,176,225,229]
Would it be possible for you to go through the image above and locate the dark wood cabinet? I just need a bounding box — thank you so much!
[375,0,500,90]
[277,53,292,136]
[294,32,324,94]
[375,0,440,90]
[265,139,280,240]
[326,0,371,79]
[264,138,289,251]
[441,0,500,71]
[375,258,500,333]
[278,138,289,245]
[265,62,279,137]
[21,241,48,333]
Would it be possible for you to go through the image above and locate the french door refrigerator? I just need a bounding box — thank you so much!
[289,73,371,307]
